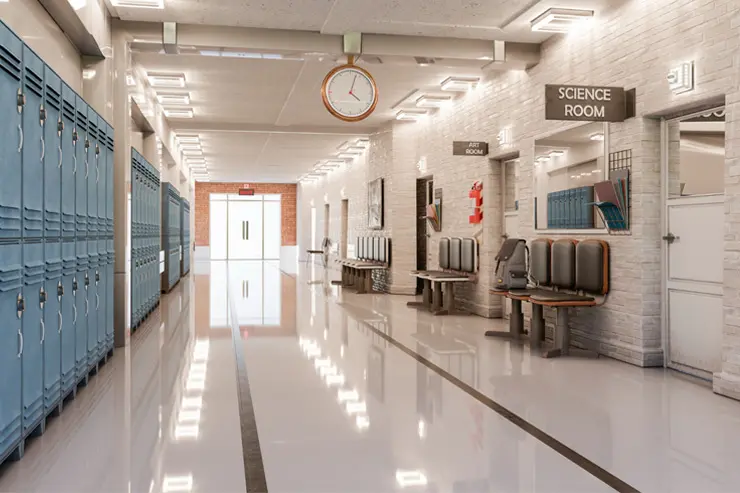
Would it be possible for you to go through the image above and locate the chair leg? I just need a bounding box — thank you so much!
[529,304,545,347]
[407,278,432,310]
[485,298,525,340]
[431,282,445,315]
[364,271,373,293]
[542,306,598,359]
[356,270,366,294]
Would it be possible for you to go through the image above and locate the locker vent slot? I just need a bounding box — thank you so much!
[76,107,87,131]
[62,100,75,122]
[45,84,61,110]
[0,44,21,80]
[0,263,23,292]
[24,67,43,98]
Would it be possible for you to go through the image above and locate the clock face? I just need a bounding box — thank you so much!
[322,65,378,122]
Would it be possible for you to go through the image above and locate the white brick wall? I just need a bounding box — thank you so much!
[300,0,740,396]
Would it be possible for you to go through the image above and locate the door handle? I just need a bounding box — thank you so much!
[58,311,63,333]
[41,137,45,161]
[85,159,89,179]
[662,232,679,244]
[73,155,77,174]
[18,329,23,358]
[40,318,45,343]
[96,163,99,184]
[18,124,23,152]
[96,293,100,311]
[85,297,89,316]
[58,146,63,168]
[73,304,77,323]
[245,221,249,240]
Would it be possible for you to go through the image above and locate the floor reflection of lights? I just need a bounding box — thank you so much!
[299,337,370,432]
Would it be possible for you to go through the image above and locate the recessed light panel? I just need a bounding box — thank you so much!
[112,0,164,8]
[440,76,479,92]
[530,8,594,33]
[396,110,427,121]
[164,108,194,118]
[147,72,186,88]
[157,93,190,105]
[176,134,200,144]
[416,95,452,108]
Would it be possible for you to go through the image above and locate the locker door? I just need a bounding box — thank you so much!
[106,239,114,349]
[43,66,62,238]
[22,241,45,432]
[43,241,62,412]
[0,243,23,458]
[0,23,23,239]
[87,112,99,235]
[87,240,98,364]
[74,241,88,378]
[60,240,76,396]
[75,96,88,237]
[22,47,44,239]
[96,238,106,352]
[106,124,114,235]
[60,84,75,238]
[97,125,106,237]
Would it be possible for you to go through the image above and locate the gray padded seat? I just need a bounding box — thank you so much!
[357,238,364,259]
[373,237,380,261]
[364,237,371,260]
[576,240,608,294]
[530,239,552,286]
[461,238,477,273]
[378,239,386,263]
[439,238,450,270]
[449,238,462,271]
[529,291,595,303]
[551,239,576,289]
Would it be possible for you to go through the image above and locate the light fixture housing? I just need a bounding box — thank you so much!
[530,8,594,33]
[337,152,359,159]
[396,109,428,121]
[354,138,370,148]
[176,134,200,144]
[147,72,186,88]
[111,0,164,9]
[415,94,452,108]
[440,76,479,92]
[589,132,605,141]
[157,93,191,105]
[549,150,565,157]
[164,108,194,118]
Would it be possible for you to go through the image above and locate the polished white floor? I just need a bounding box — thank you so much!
[3,260,740,492]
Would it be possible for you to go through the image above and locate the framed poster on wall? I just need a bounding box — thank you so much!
[368,177,384,229]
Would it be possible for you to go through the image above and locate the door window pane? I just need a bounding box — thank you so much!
[228,201,263,259]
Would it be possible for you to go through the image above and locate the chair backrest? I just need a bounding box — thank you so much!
[378,238,386,263]
[575,240,609,295]
[551,239,577,290]
[449,238,462,271]
[530,239,552,286]
[439,238,450,269]
[373,237,380,261]
[461,238,478,273]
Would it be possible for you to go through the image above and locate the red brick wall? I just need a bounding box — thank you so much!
[194,182,297,247]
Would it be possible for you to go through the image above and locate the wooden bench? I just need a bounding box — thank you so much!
[408,237,478,316]
[487,238,610,359]
[334,236,391,294]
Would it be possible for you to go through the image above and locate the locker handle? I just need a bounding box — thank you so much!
[72,304,77,323]
[96,162,99,184]
[41,137,45,162]
[85,297,89,316]
[17,329,22,358]
[96,293,99,311]
[18,124,23,152]
[58,146,62,168]
[58,311,62,334]
[40,318,45,344]
[73,155,77,175]
[85,159,89,179]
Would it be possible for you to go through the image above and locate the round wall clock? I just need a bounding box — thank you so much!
[321,62,378,122]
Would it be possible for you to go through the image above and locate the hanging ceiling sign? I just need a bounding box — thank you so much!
[545,85,633,122]
[238,188,255,196]
[453,141,489,156]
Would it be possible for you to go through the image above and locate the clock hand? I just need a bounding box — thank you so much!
[350,75,357,95]
[351,92,361,101]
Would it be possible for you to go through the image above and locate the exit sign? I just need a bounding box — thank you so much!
[239,188,255,196]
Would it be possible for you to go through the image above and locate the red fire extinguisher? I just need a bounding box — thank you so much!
[469,181,483,224]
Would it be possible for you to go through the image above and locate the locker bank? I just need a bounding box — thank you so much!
[2,0,740,492]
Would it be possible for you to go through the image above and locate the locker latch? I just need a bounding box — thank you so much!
[84,274,90,288]
[57,119,64,136]
[16,293,25,319]
[95,145,100,157]
[16,89,25,113]
[95,270,100,284]
[39,286,47,308]
[72,129,78,144]
[85,139,90,150]
[72,278,78,293]
[57,281,64,301]
[39,106,47,125]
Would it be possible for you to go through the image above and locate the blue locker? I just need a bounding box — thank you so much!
[106,238,114,350]
[74,240,88,380]
[60,84,76,238]
[574,187,583,229]
[43,66,62,238]
[87,239,99,365]
[21,241,44,434]
[42,241,62,413]
[60,240,76,397]
[106,124,114,235]
[87,111,99,235]
[584,186,595,228]
[22,47,44,239]
[97,124,106,237]
[96,238,106,354]
[0,242,23,462]
[75,96,88,237]
[566,189,574,229]
[0,23,23,239]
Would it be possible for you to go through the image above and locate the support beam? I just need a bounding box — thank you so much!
[169,121,375,136]
[37,0,106,58]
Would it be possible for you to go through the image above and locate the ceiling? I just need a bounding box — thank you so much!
[119,0,617,183]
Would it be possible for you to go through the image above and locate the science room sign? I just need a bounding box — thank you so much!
[545,84,629,122]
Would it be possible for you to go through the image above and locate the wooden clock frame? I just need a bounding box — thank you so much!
[321,62,379,123]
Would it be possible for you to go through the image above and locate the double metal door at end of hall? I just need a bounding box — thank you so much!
[212,197,281,260]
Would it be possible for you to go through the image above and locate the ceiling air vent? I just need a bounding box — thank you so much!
[415,57,436,66]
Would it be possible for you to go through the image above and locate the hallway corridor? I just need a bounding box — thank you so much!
[2,261,740,493]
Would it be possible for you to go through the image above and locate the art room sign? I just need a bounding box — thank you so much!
[453,141,489,156]
[545,85,633,122]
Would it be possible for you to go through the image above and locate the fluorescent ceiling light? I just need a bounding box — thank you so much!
[125,74,136,87]
[338,389,359,402]
[440,76,479,92]
[354,138,370,148]
[181,397,202,409]
[590,132,605,141]
[174,425,199,440]
[396,470,428,488]
[396,110,427,121]
[336,141,350,151]
[176,135,200,144]
[82,69,97,80]
[355,415,370,430]
[164,108,194,118]
[337,152,360,159]
[416,95,452,108]
[112,0,164,9]
[147,72,186,88]
[68,0,87,10]
[182,149,202,156]
[326,159,347,165]
[345,401,367,414]
[157,93,190,105]
[531,8,594,33]
[549,150,565,157]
